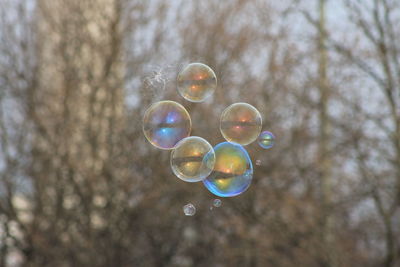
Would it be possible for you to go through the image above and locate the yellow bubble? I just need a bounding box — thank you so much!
[177,63,217,102]
[220,103,262,145]
[203,142,253,197]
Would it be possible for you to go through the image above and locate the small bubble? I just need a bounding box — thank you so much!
[256,160,261,166]
[183,203,196,216]
[213,199,222,207]
[258,131,275,149]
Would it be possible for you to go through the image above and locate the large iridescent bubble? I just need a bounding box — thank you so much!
[177,63,217,102]
[258,131,275,149]
[143,101,191,150]
[220,103,262,145]
[170,136,215,182]
[203,142,253,197]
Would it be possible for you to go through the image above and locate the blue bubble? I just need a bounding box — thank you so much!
[203,142,253,197]
[258,131,275,149]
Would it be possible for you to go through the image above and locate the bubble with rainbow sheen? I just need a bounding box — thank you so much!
[203,142,253,197]
[177,63,217,102]
[220,103,262,146]
[170,136,216,182]
[143,101,191,150]
[258,131,275,149]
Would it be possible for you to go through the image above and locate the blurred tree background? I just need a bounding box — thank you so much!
[0,0,399,266]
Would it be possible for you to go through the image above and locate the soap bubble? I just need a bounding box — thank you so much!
[220,103,262,145]
[213,199,222,207]
[183,203,196,216]
[203,142,253,197]
[177,63,217,102]
[171,136,215,182]
[143,101,191,150]
[258,131,275,149]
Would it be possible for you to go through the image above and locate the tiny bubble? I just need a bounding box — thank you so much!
[183,203,196,216]
[213,199,222,207]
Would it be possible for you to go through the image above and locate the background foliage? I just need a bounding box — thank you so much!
[0,0,399,266]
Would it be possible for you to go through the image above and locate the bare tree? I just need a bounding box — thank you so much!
[326,0,400,266]
[0,0,399,266]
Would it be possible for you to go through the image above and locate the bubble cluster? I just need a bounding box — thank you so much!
[203,142,253,197]
[183,203,196,216]
[258,131,275,149]
[142,63,275,203]
[177,63,217,102]
[143,101,191,150]
[170,136,215,182]
[220,103,262,145]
